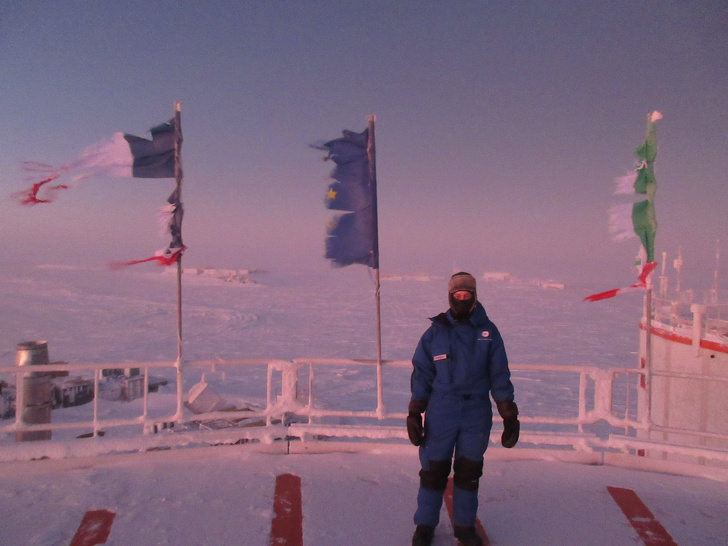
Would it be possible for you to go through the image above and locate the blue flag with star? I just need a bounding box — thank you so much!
[318,127,378,268]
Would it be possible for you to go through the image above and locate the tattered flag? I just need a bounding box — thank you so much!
[14,119,176,205]
[316,127,378,268]
[586,112,662,302]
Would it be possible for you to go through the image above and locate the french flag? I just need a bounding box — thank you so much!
[15,119,176,205]
[112,184,185,268]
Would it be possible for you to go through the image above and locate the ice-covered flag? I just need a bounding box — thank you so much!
[609,111,662,263]
[111,186,185,268]
[112,117,185,268]
[585,111,662,302]
[584,260,659,302]
[316,126,379,268]
[14,119,176,205]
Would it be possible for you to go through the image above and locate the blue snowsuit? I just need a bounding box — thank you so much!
[410,301,514,528]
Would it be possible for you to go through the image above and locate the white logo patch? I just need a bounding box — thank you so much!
[434,354,448,361]
[481,331,490,338]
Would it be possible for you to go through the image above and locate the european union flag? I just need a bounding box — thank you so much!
[318,127,379,268]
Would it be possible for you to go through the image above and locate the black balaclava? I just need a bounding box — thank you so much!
[448,272,477,321]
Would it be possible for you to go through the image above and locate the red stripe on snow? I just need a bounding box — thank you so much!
[607,486,677,545]
[70,509,116,546]
[444,478,491,545]
[270,473,303,546]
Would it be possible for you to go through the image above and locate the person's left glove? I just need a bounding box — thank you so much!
[496,400,520,448]
[406,400,427,446]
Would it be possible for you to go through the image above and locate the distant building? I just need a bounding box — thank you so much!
[99,371,167,402]
[103,367,140,378]
[530,280,565,290]
[483,272,511,282]
[164,267,257,284]
[122,375,145,401]
[0,382,14,419]
[51,377,94,408]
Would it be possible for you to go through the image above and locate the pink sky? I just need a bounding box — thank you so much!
[1,2,726,289]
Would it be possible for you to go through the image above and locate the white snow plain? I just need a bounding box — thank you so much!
[0,265,726,545]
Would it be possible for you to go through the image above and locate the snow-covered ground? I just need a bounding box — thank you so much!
[2,444,727,545]
[0,264,639,366]
[0,265,726,545]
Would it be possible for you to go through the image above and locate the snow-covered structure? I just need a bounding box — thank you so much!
[637,290,728,466]
[51,376,94,408]
[482,271,511,281]
[0,264,726,484]
[164,266,258,284]
[0,382,13,419]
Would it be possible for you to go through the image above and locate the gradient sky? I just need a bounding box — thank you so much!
[1,1,726,290]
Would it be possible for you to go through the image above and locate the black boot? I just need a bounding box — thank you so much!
[454,525,483,546]
[412,524,435,546]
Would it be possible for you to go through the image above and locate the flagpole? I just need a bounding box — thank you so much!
[173,101,184,420]
[644,283,653,427]
[366,114,385,419]
[711,239,720,304]
[643,111,655,428]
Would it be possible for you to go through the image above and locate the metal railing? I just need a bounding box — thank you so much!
[652,294,728,341]
[1,358,727,467]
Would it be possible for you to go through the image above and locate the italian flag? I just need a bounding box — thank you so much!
[585,111,662,303]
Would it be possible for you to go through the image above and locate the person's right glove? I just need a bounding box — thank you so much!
[406,399,427,446]
[496,400,520,448]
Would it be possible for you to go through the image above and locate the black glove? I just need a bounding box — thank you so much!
[496,400,520,448]
[407,400,427,446]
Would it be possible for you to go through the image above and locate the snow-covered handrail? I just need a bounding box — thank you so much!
[1,357,727,475]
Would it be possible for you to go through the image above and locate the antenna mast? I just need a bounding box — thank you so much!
[712,240,720,303]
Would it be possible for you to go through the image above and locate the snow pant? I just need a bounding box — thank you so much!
[414,394,492,528]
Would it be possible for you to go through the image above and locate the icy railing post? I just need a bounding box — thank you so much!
[691,304,706,356]
[15,341,52,442]
[142,367,150,435]
[307,362,316,424]
[637,363,649,427]
[670,301,681,329]
[93,368,101,437]
[281,362,298,405]
[578,372,588,433]
[266,362,273,426]
[281,361,304,425]
[267,360,304,425]
[589,369,614,423]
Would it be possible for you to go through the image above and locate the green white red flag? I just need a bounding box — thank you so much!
[585,111,662,303]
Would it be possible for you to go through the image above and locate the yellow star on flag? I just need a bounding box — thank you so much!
[326,187,337,200]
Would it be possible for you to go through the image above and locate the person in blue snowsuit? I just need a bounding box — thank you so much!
[407,272,519,546]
